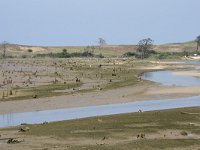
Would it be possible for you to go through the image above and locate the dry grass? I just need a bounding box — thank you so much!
[0,41,197,57]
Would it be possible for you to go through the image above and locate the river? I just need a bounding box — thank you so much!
[1,62,200,128]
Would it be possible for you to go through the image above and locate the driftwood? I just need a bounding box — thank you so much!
[7,138,24,144]
[181,112,200,115]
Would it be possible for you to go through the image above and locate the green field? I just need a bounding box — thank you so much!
[10,107,200,150]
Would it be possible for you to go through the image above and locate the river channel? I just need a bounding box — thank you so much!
[1,62,200,128]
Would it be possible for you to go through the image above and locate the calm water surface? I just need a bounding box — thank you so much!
[142,70,200,86]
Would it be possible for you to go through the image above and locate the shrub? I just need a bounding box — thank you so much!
[27,49,33,53]
[123,52,136,57]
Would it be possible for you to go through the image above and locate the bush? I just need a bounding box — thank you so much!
[122,50,198,59]
[22,55,27,58]
[123,52,136,57]
[27,49,33,53]
[96,53,104,58]
[35,50,103,58]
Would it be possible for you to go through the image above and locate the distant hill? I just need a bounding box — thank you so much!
[0,41,197,57]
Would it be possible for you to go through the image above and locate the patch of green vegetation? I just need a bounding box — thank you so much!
[104,69,146,90]
[0,82,82,101]
[18,107,200,149]
[123,50,200,60]
[170,41,196,46]
[71,139,200,150]
[50,46,124,57]
[35,51,102,58]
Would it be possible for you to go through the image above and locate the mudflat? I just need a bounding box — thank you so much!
[0,59,199,114]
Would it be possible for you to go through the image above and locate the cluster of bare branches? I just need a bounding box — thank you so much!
[196,35,200,51]
[98,38,106,50]
[0,41,9,58]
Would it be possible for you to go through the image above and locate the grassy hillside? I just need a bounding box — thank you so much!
[0,41,197,58]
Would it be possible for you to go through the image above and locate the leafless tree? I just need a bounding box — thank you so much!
[0,41,9,58]
[196,35,200,51]
[98,38,106,50]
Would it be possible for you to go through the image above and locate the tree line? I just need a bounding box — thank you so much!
[1,36,200,58]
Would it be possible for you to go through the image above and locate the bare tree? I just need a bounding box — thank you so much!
[0,41,9,58]
[136,38,154,59]
[98,38,106,50]
[196,35,200,51]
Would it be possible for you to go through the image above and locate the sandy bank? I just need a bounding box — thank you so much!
[0,83,200,115]
[173,71,200,78]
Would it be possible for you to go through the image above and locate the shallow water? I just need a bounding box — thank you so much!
[142,70,200,86]
[1,63,200,128]
[1,96,200,128]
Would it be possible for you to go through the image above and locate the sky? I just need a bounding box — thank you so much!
[0,0,200,46]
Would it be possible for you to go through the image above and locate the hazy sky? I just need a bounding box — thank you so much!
[0,0,200,46]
